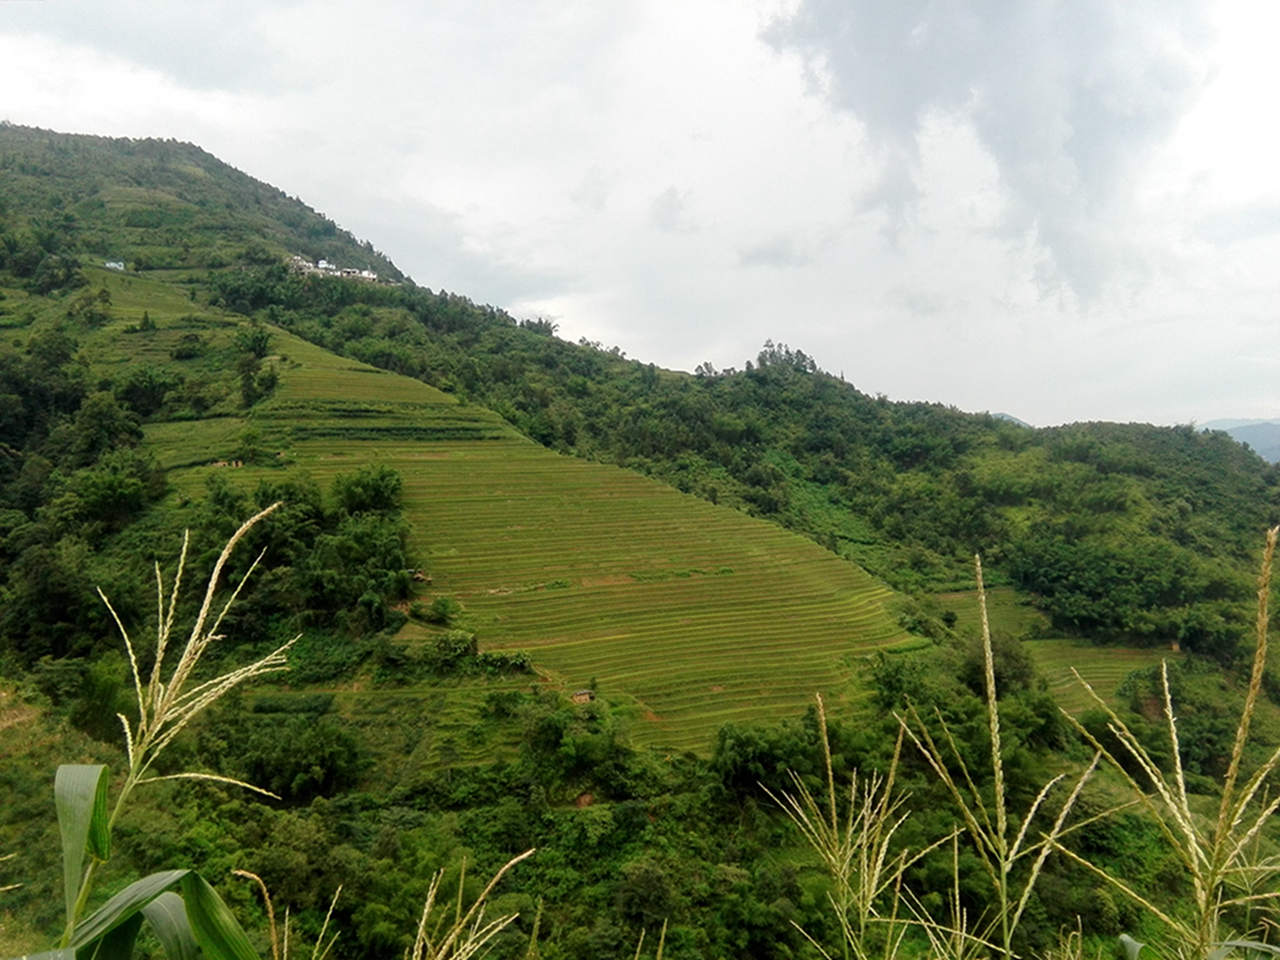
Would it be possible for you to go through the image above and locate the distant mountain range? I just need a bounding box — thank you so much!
[991,412,1032,428]
[1204,419,1280,463]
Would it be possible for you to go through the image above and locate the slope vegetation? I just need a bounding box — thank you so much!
[139,305,909,752]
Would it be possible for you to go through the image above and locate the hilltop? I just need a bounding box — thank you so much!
[0,122,402,279]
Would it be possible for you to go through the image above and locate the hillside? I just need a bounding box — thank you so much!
[5,125,1277,670]
[202,261,1280,662]
[0,260,916,760]
[130,280,913,751]
[0,122,402,279]
[1204,419,1280,463]
[6,125,1280,959]
[5,124,1278,739]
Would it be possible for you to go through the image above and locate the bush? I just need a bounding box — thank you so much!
[331,463,402,515]
[422,596,461,624]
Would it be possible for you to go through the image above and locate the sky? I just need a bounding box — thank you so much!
[2,0,1278,426]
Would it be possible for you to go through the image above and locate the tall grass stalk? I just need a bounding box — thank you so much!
[409,848,535,960]
[899,835,1000,960]
[898,555,1099,960]
[631,919,667,960]
[766,695,948,960]
[57,502,298,948]
[1057,526,1280,959]
[0,853,18,895]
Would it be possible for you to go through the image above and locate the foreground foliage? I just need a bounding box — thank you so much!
[777,532,1280,960]
[5,510,529,960]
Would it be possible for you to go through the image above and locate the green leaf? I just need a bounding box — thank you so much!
[55,764,110,928]
[81,912,142,960]
[1119,934,1146,960]
[1217,942,1280,957]
[12,951,77,960]
[70,869,189,949]
[180,873,260,960]
[142,892,200,960]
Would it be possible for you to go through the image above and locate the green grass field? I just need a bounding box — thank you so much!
[132,313,913,754]
[935,585,1050,639]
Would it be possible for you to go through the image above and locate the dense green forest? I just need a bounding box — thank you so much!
[5,125,1280,960]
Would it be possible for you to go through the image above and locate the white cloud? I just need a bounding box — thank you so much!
[1,0,1277,425]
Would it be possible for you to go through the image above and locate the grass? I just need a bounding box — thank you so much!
[934,586,1048,639]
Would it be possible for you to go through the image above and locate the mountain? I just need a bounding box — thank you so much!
[0,121,403,279]
[1204,418,1280,463]
[5,124,1279,669]
[0,125,915,756]
[5,124,1280,958]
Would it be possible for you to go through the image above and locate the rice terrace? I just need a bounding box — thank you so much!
[140,306,916,754]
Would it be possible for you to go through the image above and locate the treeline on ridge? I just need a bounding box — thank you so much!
[209,264,1280,661]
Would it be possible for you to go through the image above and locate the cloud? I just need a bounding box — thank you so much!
[766,0,1216,297]
[2,0,284,92]
[1196,203,1280,246]
[649,186,694,233]
[6,0,1280,427]
[738,235,812,268]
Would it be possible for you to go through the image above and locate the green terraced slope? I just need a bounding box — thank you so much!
[1023,638,1181,714]
[937,587,1181,713]
[131,303,911,753]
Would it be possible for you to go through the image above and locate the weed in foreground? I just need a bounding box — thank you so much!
[899,556,1100,960]
[785,529,1280,960]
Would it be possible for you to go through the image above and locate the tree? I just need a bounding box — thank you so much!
[233,320,273,359]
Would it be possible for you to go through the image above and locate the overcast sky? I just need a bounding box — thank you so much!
[2,0,1278,426]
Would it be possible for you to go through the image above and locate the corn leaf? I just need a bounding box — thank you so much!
[1216,942,1280,957]
[142,892,200,960]
[1119,934,1146,960]
[180,872,260,960]
[70,869,188,949]
[11,951,77,960]
[54,764,110,928]
[81,912,142,960]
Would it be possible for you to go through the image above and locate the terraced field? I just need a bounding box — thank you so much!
[936,586,1050,639]
[140,317,913,753]
[937,588,1179,712]
[1023,639,1181,714]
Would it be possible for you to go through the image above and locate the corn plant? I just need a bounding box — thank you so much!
[1057,526,1280,960]
[11,504,296,960]
[7,504,535,960]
